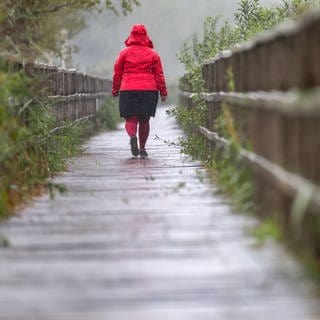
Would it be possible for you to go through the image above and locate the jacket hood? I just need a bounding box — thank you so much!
[125,24,154,48]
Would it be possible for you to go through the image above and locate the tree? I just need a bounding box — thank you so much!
[0,0,140,61]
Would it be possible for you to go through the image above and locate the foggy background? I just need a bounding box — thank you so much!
[71,0,283,84]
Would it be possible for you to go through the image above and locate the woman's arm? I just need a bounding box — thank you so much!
[112,51,125,96]
[153,54,167,100]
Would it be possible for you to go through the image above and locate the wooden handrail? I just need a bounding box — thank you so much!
[23,62,112,121]
[179,9,320,222]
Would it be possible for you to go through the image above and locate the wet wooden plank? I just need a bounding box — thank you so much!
[0,107,319,320]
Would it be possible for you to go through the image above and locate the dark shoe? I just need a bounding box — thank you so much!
[130,136,139,156]
[139,149,148,158]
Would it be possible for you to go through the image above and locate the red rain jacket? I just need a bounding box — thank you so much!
[112,24,167,98]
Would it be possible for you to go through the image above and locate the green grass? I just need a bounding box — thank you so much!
[96,95,121,131]
[248,218,283,246]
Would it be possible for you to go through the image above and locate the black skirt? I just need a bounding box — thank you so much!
[119,90,159,118]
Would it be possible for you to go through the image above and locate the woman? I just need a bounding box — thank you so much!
[112,24,167,158]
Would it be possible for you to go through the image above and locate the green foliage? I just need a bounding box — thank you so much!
[0,63,97,218]
[166,105,208,159]
[167,104,254,211]
[280,0,320,17]
[177,16,238,94]
[178,0,319,94]
[249,218,283,246]
[213,146,254,211]
[234,0,319,41]
[167,101,206,131]
[0,0,140,61]
[96,96,121,130]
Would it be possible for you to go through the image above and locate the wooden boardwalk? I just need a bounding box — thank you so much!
[0,106,319,319]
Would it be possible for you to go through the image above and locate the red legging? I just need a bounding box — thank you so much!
[125,116,150,150]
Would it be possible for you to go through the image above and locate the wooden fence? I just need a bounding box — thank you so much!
[180,10,320,233]
[24,63,112,122]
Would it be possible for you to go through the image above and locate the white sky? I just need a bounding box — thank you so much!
[71,0,284,83]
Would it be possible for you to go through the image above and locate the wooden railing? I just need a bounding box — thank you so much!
[180,10,320,222]
[24,63,112,122]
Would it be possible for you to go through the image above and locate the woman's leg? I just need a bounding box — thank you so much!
[138,116,150,151]
[125,116,139,156]
[125,116,138,137]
